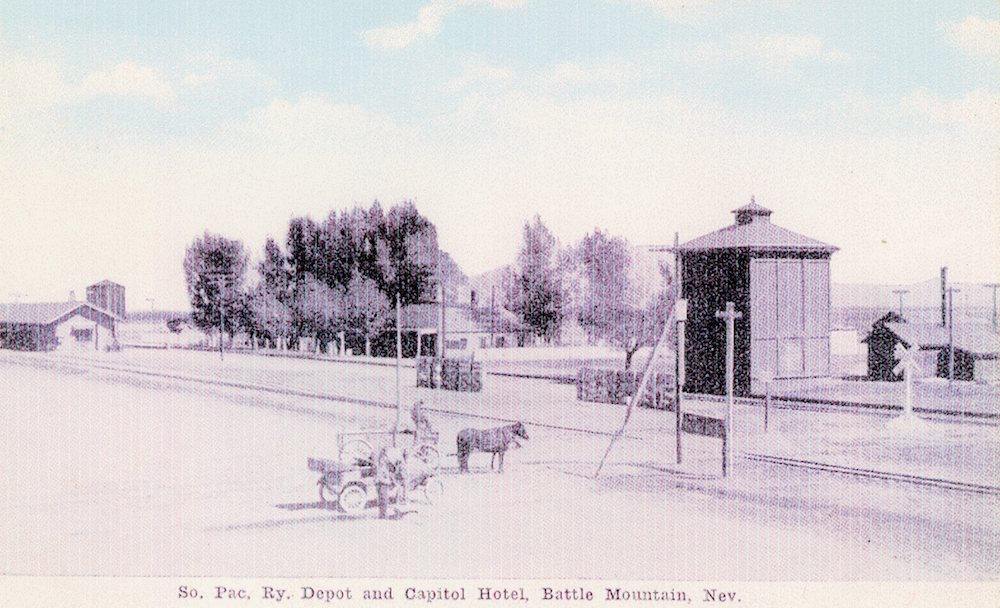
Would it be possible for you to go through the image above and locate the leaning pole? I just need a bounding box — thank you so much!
[594,285,677,479]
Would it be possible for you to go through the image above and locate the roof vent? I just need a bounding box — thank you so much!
[732,195,773,226]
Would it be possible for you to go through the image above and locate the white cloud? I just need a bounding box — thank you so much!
[78,61,175,104]
[537,61,638,87]
[683,34,851,72]
[900,89,999,133]
[615,0,718,22]
[940,16,1000,58]
[181,54,275,90]
[2,86,997,310]
[362,0,526,50]
[441,58,515,93]
[0,53,176,114]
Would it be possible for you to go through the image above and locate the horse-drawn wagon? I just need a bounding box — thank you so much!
[310,405,444,514]
[309,450,443,514]
[337,428,441,471]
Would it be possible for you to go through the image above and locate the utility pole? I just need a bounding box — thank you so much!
[940,267,948,327]
[439,283,446,359]
[947,287,960,387]
[674,298,687,464]
[715,301,742,475]
[393,292,402,446]
[490,285,495,348]
[984,283,999,330]
[892,289,909,320]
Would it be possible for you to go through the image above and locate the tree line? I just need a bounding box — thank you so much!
[183,202,674,368]
[183,201,463,355]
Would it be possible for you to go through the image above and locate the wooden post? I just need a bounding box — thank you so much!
[595,282,679,478]
[394,292,402,446]
[947,287,959,387]
[219,278,225,361]
[765,380,771,432]
[440,284,447,359]
[674,232,684,464]
[986,283,1000,331]
[715,302,742,476]
[675,298,687,465]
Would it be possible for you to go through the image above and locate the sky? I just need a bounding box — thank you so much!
[1,1,997,311]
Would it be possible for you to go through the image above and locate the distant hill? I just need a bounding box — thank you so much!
[832,278,995,309]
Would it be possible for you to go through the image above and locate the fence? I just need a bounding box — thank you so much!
[418,357,483,392]
[576,367,675,410]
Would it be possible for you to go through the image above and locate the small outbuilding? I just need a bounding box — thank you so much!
[363,302,523,359]
[672,199,838,397]
[0,301,122,352]
[864,317,999,384]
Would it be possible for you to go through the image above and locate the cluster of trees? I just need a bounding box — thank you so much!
[183,201,464,354]
[503,216,676,368]
[183,200,674,367]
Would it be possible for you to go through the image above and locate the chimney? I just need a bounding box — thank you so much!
[69,290,76,302]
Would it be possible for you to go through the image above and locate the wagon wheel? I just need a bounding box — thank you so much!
[339,439,372,465]
[338,483,369,514]
[412,444,440,471]
[421,477,444,505]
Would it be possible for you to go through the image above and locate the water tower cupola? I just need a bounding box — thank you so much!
[732,196,773,226]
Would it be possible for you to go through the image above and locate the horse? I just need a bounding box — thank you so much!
[456,422,529,473]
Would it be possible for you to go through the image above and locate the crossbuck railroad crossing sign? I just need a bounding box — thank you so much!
[893,343,921,418]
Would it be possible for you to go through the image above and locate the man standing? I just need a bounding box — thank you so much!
[375,446,407,519]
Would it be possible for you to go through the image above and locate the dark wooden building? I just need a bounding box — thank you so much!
[864,318,999,383]
[673,200,838,396]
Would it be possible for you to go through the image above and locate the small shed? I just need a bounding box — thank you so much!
[866,318,1000,384]
[673,199,838,396]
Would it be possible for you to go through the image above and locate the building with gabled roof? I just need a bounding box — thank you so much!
[0,300,122,351]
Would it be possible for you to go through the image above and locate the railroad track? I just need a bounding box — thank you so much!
[744,453,1000,496]
[691,392,997,426]
[28,356,646,440]
[6,354,997,495]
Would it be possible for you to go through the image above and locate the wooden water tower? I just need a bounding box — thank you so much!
[673,199,837,396]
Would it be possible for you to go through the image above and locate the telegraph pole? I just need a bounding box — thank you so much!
[985,283,999,330]
[490,285,495,347]
[715,301,742,475]
[892,289,909,320]
[394,292,402,446]
[947,287,960,387]
[674,298,687,464]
